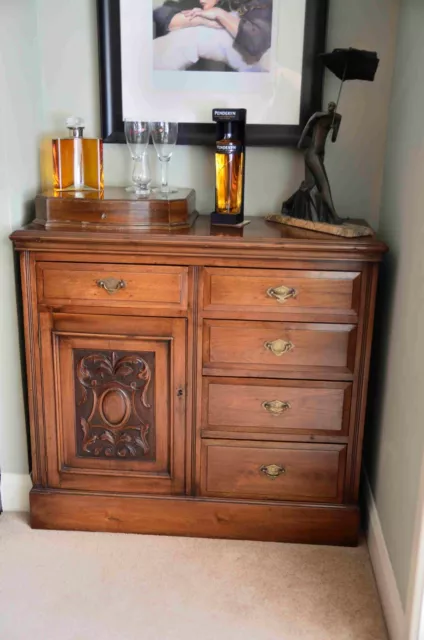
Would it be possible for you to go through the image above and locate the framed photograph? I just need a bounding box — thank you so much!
[98,0,328,146]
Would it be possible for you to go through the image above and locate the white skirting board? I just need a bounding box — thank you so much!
[0,473,31,512]
[364,474,406,640]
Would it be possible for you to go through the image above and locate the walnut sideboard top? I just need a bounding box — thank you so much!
[10,214,387,546]
[12,215,386,262]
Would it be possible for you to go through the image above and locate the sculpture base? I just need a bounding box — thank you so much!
[266,214,374,238]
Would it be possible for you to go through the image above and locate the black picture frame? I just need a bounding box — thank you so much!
[97,0,328,146]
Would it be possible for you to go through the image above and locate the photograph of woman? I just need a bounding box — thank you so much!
[153,0,274,73]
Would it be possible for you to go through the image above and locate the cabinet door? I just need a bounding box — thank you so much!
[40,313,186,494]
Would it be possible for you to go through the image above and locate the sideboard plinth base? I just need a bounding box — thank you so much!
[30,488,360,547]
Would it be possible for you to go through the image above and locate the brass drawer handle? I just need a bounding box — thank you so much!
[264,339,294,357]
[267,285,297,304]
[262,400,291,416]
[96,277,126,295]
[260,464,286,480]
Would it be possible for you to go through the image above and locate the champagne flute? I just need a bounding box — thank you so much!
[124,120,151,196]
[151,122,178,195]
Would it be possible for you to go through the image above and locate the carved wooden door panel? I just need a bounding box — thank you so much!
[39,313,186,494]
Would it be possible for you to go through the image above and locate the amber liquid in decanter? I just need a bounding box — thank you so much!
[52,117,104,191]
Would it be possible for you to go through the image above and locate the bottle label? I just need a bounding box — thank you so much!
[216,142,242,154]
[213,108,246,122]
[215,110,237,118]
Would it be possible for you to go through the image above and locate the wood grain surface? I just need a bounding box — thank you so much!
[11,206,387,545]
[200,440,347,503]
[203,378,352,436]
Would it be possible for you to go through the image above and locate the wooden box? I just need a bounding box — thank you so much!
[35,187,198,231]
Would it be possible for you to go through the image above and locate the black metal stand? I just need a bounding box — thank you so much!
[210,212,245,226]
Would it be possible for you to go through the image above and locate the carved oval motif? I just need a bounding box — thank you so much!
[99,388,131,428]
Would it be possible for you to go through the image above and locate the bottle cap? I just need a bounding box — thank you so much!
[66,116,85,129]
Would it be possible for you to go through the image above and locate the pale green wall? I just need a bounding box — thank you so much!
[0,0,41,477]
[366,0,424,607]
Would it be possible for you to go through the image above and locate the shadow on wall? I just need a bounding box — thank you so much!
[363,250,398,488]
[12,241,33,481]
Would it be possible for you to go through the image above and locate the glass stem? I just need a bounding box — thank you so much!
[132,152,151,194]
[141,152,149,184]
[161,159,170,193]
[132,157,142,186]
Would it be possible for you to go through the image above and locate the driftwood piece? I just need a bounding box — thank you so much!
[266,214,374,238]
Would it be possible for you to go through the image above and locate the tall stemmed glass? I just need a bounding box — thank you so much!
[124,120,151,196]
[151,122,178,195]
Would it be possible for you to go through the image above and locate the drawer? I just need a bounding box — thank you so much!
[203,320,357,377]
[203,268,361,317]
[36,263,188,309]
[202,378,352,437]
[200,440,347,503]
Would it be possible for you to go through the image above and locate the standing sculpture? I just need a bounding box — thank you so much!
[267,48,380,237]
[283,101,342,225]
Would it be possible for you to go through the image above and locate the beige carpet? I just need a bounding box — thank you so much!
[0,513,387,640]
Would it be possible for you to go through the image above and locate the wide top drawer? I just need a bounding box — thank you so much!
[36,263,188,310]
[203,268,361,318]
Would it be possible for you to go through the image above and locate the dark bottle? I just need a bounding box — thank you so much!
[215,121,244,216]
[211,109,246,225]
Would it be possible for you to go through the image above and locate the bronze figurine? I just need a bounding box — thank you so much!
[274,48,380,236]
[282,102,343,225]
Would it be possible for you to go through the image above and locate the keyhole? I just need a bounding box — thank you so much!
[177,388,184,397]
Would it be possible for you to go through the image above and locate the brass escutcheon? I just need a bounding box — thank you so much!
[96,277,126,295]
[262,400,291,416]
[266,285,297,304]
[260,464,286,480]
[264,339,294,357]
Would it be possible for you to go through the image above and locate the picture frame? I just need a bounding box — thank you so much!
[97,0,328,146]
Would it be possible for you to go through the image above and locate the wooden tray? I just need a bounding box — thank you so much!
[35,188,198,231]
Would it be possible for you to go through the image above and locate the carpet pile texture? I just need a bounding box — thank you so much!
[0,513,387,639]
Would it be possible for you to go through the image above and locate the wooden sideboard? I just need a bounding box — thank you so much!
[11,216,387,545]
